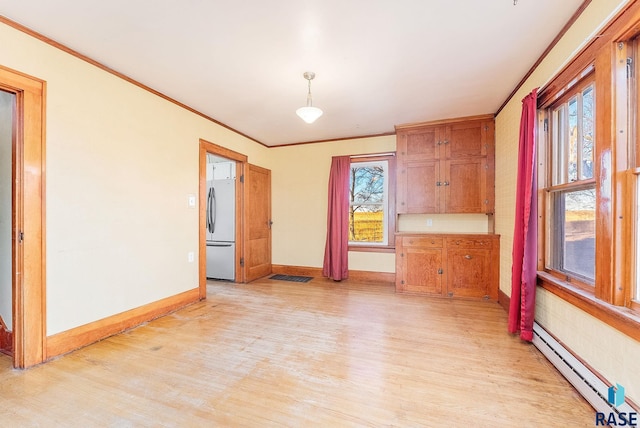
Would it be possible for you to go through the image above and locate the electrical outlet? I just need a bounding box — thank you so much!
[426,218,433,227]
[188,252,195,263]
[188,194,196,208]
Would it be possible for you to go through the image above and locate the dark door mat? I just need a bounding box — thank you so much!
[269,274,313,283]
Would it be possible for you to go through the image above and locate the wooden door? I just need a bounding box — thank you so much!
[444,158,487,213]
[444,120,488,159]
[402,248,443,294]
[402,160,440,213]
[396,237,443,294]
[398,126,441,161]
[446,248,491,299]
[245,164,272,282]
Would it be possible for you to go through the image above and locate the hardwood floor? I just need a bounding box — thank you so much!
[0,278,595,427]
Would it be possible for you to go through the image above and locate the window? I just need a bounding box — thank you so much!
[348,155,395,249]
[545,78,596,286]
[536,4,640,340]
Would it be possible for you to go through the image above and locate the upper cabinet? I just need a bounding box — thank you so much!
[396,115,495,214]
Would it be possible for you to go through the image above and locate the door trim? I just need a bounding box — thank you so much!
[0,65,46,368]
[199,139,247,297]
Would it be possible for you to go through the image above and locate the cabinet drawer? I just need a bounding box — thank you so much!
[446,237,493,249]
[402,236,443,248]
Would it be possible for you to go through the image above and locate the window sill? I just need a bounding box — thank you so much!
[348,245,395,253]
[537,271,640,342]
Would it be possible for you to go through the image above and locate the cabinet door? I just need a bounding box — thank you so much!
[399,160,440,213]
[398,127,440,161]
[443,120,491,159]
[446,248,491,299]
[444,158,489,213]
[399,247,443,294]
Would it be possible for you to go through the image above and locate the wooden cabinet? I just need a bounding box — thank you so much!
[395,234,499,300]
[396,116,495,214]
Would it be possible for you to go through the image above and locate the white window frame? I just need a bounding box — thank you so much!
[348,159,389,247]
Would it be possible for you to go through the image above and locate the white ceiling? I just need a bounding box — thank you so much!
[0,0,585,146]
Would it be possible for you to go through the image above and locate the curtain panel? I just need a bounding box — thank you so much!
[508,88,538,342]
[322,156,350,281]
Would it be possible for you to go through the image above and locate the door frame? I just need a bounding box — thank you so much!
[198,139,247,297]
[0,65,46,368]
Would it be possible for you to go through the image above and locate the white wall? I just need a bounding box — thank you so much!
[0,22,271,335]
[0,91,13,330]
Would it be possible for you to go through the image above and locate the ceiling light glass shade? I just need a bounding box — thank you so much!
[296,105,323,124]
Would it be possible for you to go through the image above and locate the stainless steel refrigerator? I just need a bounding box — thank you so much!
[206,162,235,280]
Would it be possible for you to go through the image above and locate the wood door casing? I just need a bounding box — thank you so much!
[0,65,46,368]
[199,139,248,294]
[245,164,272,282]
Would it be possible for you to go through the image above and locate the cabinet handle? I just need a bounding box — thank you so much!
[464,255,472,260]
[443,181,449,186]
[442,140,449,145]
[436,181,442,186]
[437,268,443,274]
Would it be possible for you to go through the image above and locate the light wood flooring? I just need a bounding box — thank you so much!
[0,278,595,427]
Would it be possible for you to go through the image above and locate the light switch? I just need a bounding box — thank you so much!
[188,194,196,208]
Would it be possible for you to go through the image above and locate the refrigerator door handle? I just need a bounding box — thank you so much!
[212,187,217,234]
[206,188,211,232]
[207,187,214,233]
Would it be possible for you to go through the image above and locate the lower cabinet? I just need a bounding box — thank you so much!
[395,234,499,300]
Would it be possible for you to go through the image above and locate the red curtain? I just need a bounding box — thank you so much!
[323,156,350,281]
[508,88,538,342]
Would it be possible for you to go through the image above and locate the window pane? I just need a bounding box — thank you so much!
[350,206,384,242]
[552,106,566,185]
[351,166,384,204]
[557,188,596,281]
[581,86,594,179]
[349,160,388,245]
[568,97,578,182]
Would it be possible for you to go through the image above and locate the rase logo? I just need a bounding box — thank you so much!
[610,384,626,407]
[595,383,638,426]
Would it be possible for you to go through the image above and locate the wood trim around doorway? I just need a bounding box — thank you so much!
[0,65,46,368]
[199,139,247,296]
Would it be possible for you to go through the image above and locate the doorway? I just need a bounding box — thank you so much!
[199,139,247,298]
[205,153,237,282]
[0,65,46,368]
[0,90,14,357]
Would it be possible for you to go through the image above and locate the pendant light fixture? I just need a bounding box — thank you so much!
[296,71,323,124]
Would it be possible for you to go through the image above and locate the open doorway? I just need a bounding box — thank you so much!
[198,139,247,298]
[0,90,14,357]
[205,153,237,282]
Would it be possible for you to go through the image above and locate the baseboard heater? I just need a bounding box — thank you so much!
[532,321,636,415]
